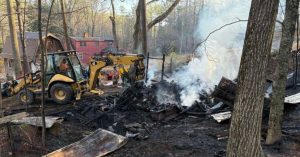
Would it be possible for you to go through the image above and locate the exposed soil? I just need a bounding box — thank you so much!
[0,85,300,157]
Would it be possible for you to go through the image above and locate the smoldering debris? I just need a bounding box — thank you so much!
[53,80,233,138]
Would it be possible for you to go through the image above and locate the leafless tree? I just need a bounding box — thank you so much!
[6,0,22,77]
[38,0,47,148]
[266,0,300,145]
[60,0,72,50]
[110,0,119,50]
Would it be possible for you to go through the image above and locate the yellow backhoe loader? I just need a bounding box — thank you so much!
[4,51,145,105]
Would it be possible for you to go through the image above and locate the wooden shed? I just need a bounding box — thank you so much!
[0,32,64,79]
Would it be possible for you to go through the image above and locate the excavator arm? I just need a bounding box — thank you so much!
[88,59,107,91]
[88,53,145,91]
[3,71,42,96]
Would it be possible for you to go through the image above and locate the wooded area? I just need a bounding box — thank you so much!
[0,0,202,55]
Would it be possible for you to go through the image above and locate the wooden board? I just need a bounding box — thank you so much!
[0,112,28,125]
[285,93,300,104]
[12,116,63,128]
[43,128,127,157]
[211,111,231,123]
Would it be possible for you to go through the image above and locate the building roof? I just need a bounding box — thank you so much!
[70,36,114,42]
[0,32,61,60]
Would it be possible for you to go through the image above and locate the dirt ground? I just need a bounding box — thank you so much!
[0,86,300,157]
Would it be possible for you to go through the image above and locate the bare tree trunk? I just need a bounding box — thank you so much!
[38,0,47,148]
[133,0,142,53]
[91,10,97,37]
[140,0,147,56]
[110,0,119,51]
[226,0,279,157]
[133,0,180,54]
[46,0,55,37]
[6,0,22,78]
[15,0,29,74]
[0,82,3,117]
[0,26,4,48]
[266,0,299,145]
[60,0,71,50]
[16,0,29,111]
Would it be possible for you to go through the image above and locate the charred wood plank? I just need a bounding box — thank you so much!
[211,77,237,106]
[0,112,28,125]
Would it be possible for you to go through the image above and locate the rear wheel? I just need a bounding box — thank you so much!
[18,89,34,105]
[50,83,74,104]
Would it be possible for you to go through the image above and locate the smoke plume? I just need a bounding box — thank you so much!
[171,0,251,107]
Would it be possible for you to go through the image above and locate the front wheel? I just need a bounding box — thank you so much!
[50,83,74,104]
[18,89,34,105]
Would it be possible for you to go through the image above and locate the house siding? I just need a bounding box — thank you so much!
[70,38,112,64]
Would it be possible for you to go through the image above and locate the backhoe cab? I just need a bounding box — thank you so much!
[5,51,145,105]
[12,51,87,105]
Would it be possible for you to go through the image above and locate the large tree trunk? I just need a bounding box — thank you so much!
[6,0,22,78]
[140,0,147,56]
[38,0,46,147]
[266,0,299,145]
[60,0,71,50]
[133,0,142,53]
[226,1,279,157]
[15,0,30,74]
[110,0,119,51]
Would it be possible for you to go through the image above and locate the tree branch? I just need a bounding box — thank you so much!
[193,19,284,53]
[52,6,89,15]
[147,0,159,5]
[147,0,181,30]
[193,19,248,53]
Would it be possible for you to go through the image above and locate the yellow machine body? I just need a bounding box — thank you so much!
[5,51,145,105]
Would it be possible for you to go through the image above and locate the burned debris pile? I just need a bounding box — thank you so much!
[54,79,235,138]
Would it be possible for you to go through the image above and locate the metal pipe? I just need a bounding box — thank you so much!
[161,54,165,81]
[170,57,173,74]
[148,57,164,60]
[145,52,149,83]
[6,123,15,157]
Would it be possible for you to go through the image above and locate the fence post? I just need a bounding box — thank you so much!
[161,54,165,81]
[145,52,150,83]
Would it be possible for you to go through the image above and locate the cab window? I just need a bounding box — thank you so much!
[46,55,55,74]
[54,54,74,78]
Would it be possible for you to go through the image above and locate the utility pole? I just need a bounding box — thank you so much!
[6,0,22,78]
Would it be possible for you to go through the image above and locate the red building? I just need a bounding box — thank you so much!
[70,33,114,65]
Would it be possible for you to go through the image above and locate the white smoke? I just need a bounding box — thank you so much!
[171,0,251,107]
[145,59,161,86]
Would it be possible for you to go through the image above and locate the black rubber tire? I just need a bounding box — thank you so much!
[18,89,34,105]
[50,83,74,104]
[3,89,13,97]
